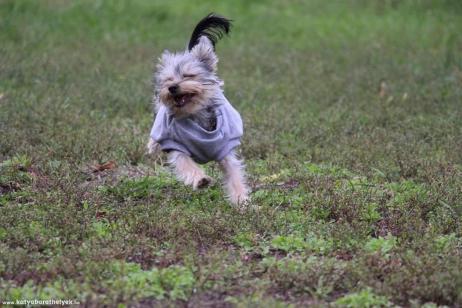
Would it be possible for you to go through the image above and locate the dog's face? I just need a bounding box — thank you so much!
[155,37,222,116]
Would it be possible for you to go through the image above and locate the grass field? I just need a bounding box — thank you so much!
[1,0,462,306]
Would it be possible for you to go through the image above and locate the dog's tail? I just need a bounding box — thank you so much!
[188,13,231,51]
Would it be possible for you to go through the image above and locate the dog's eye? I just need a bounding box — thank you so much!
[165,77,174,82]
[183,74,196,78]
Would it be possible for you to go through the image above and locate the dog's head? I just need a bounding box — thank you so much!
[154,14,231,116]
[155,37,222,115]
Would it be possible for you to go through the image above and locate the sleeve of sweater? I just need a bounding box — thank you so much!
[150,106,169,143]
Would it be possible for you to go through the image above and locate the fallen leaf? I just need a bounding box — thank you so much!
[91,160,117,173]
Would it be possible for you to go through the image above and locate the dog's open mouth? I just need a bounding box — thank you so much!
[173,93,194,107]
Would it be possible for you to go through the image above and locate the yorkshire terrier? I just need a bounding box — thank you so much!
[147,13,249,206]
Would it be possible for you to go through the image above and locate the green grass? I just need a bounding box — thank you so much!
[1,0,462,306]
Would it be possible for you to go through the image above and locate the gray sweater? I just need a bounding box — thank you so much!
[150,92,243,164]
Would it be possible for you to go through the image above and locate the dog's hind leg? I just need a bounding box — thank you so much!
[220,151,249,207]
[168,151,211,189]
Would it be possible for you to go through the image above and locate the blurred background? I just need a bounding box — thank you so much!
[1,0,461,171]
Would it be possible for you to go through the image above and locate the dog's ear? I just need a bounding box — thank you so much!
[190,36,218,72]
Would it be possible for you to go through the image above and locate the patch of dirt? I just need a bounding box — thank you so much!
[132,299,166,308]
[267,248,289,259]
[134,292,235,308]
[126,247,181,270]
[79,163,155,190]
[3,270,56,285]
[364,254,404,284]
[28,166,51,191]
[278,179,300,190]
[264,287,321,306]
[0,182,20,194]
[253,179,300,191]
[187,292,234,308]
[241,251,264,263]
[334,250,354,261]
[374,218,400,237]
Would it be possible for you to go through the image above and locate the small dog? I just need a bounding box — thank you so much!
[147,13,249,206]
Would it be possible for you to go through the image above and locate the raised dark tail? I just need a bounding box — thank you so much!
[188,13,232,51]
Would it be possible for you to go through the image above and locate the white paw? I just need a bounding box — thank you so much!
[229,191,249,207]
[146,138,161,156]
[233,195,257,213]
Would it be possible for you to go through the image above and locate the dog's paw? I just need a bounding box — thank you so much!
[193,176,212,190]
[146,138,161,156]
[232,194,256,213]
[229,192,249,206]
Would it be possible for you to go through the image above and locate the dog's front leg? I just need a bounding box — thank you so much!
[220,151,249,206]
[168,151,211,189]
[146,138,161,156]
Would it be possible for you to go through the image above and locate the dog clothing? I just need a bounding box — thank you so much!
[150,92,243,164]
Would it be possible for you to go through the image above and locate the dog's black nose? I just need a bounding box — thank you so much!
[168,85,179,94]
